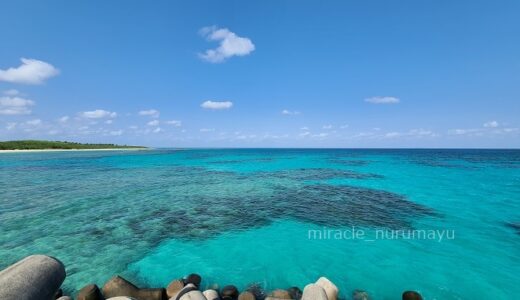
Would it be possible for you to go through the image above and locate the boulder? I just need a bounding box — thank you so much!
[287,287,302,300]
[102,275,165,300]
[170,283,206,300]
[184,274,202,288]
[221,285,239,300]
[57,297,73,300]
[203,289,220,300]
[268,289,291,299]
[77,284,104,300]
[0,255,66,300]
[106,298,137,300]
[237,291,256,300]
[352,290,370,300]
[55,288,64,298]
[245,284,265,300]
[315,277,338,300]
[301,284,327,300]
[402,291,423,300]
[167,280,185,298]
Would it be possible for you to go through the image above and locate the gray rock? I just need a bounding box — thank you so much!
[184,274,202,288]
[402,291,423,300]
[170,283,206,300]
[301,284,327,300]
[0,255,66,300]
[56,297,73,300]
[203,289,220,300]
[77,284,104,300]
[221,285,239,300]
[167,279,185,299]
[237,291,255,300]
[268,289,291,299]
[287,287,302,300]
[315,277,338,300]
[102,275,165,300]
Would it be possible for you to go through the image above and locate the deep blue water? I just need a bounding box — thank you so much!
[1,149,519,299]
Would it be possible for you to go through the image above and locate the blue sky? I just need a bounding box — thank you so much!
[1,0,519,147]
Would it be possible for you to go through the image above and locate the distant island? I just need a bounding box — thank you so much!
[0,140,147,151]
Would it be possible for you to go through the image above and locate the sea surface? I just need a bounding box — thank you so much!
[1,149,519,299]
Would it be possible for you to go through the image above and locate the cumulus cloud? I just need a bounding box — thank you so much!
[0,58,59,84]
[58,116,69,123]
[201,100,233,110]
[483,120,499,128]
[364,96,400,104]
[199,26,255,63]
[0,96,35,115]
[138,109,160,118]
[165,120,182,127]
[282,109,300,115]
[79,109,117,119]
[147,120,160,126]
[322,125,333,129]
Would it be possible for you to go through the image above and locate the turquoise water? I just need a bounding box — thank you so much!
[1,149,519,299]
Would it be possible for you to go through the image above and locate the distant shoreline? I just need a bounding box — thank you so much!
[0,148,149,153]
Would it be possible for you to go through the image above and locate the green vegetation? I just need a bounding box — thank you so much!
[0,140,146,150]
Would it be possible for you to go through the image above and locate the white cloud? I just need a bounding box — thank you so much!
[340,124,349,129]
[199,26,255,63]
[152,127,163,133]
[385,129,436,139]
[0,58,59,84]
[25,119,41,126]
[147,120,160,126]
[449,128,479,135]
[201,100,233,110]
[364,96,400,104]
[3,89,20,96]
[0,96,35,115]
[300,126,309,130]
[79,109,117,119]
[109,130,123,136]
[322,125,333,129]
[58,116,69,123]
[6,122,17,130]
[200,128,215,132]
[483,120,499,128]
[299,131,310,137]
[138,109,160,118]
[385,132,401,138]
[312,133,329,138]
[282,109,300,115]
[165,120,182,127]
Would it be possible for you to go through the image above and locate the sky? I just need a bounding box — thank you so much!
[1,0,519,148]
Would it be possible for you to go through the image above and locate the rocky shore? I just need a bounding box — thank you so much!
[0,255,424,300]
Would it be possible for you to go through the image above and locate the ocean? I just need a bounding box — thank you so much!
[1,149,519,299]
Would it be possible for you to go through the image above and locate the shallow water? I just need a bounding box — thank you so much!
[0,149,519,299]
